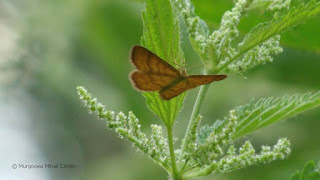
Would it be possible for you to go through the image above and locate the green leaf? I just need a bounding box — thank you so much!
[290,171,300,180]
[231,91,320,139]
[140,0,185,126]
[197,120,224,144]
[238,0,320,55]
[316,161,320,172]
[301,161,320,180]
[290,161,320,180]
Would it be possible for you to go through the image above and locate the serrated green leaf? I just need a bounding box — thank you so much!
[290,171,301,180]
[238,0,320,55]
[316,161,320,173]
[231,91,320,139]
[290,161,320,180]
[197,124,214,145]
[301,161,320,180]
[140,0,185,126]
[303,161,316,174]
[197,120,225,144]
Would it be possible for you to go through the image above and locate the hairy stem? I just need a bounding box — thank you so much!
[215,52,242,73]
[167,125,180,179]
[178,84,210,169]
[183,163,219,178]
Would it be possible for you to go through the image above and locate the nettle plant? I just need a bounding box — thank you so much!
[77,0,320,179]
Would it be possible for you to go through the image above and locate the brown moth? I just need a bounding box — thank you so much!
[129,45,227,100]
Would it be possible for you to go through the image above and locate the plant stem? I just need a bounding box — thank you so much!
[214,52,241,73]
[167,125,180,179]
[183,163,218,178]
[178,84,210,169]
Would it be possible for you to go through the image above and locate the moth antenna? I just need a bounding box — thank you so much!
[186,61,210,71]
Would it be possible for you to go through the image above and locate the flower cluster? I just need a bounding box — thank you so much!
[183,138,291,178]
[211,138,291,173]
[172,0,296,74]
[177,109,291,178]
[209,0,249,66]
[187,110,238,166]
[78,86,294,178]
[77,86,170,169]
[172,0,210,60]
[267,0,291,12]
[229,35,283,71]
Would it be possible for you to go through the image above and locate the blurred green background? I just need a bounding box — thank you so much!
[0,0,319,179]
